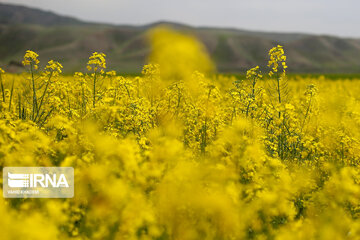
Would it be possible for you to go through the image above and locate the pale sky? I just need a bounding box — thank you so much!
[1,0,360,38]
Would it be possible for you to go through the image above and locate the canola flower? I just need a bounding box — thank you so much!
[268,45,287,77]
[0,27,360,240]
[45,60,63,76]
[22,50,40,70]
[148,26,214,80]
[87,52,106,73]
[87,52,107,108]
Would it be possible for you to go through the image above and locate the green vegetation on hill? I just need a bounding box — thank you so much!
[1,3,360,74]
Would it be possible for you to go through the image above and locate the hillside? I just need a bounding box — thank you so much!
[1,3,360,73]
[0,3,84,26]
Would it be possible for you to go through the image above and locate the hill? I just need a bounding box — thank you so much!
[1,3,360,73]
[0,3,84,26]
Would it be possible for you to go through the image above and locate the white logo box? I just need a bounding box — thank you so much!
[3,167,74,198]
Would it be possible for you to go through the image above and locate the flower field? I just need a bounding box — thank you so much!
[1,27,360,239]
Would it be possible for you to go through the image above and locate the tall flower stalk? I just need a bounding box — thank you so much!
[87,52,106,108]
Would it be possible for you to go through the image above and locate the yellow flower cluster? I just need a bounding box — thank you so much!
[87,52,106,73]
[148,27,214,80]
[22,50,40,70]
[141,63,160,76]
[45,60,63,76]
[0,28,359,240]
[246,65,262,79]
[268,45,287,77]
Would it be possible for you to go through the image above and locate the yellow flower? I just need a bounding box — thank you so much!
[268,45,287,75]
[22,50,40,69]
[87,52,106,73]
[45,60,63,76]
[142,63,160,76]
[246,66,262,80]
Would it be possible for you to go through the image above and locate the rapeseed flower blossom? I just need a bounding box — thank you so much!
[45,60,63,76]
[22,50,40,70]
[268,45,287,77]
[87,52,106,73]
[0,28,359,240]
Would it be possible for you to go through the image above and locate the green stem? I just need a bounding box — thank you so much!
[30,63,38,120]
[8,78,14,111]
[0,73,5,102]
[93,72,97,108]
[35,72,52,122]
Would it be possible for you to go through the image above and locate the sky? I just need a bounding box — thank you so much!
[1,0,360,38]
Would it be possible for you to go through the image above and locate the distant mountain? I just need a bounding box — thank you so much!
[1,3,360,73]
[0,3,84,26]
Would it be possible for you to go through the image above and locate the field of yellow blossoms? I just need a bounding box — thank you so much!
[1,27,360,239]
